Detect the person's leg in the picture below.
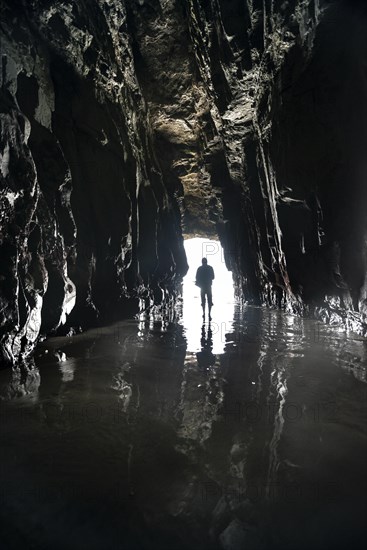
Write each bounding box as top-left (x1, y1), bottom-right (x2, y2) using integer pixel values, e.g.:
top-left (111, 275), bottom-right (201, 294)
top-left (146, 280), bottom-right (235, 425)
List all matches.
top-left (207, 288), bottom-right (212, 319)
top-left (207, 288), bottom-right (213, 308)
top-left (201, 288), bottom-right (206, 316)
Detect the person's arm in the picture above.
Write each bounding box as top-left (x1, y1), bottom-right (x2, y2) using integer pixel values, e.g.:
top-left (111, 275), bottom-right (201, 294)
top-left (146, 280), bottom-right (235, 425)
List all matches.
top-left (195, 267), bottom-right (201, 286)
top-left (211, 267), bottom-right (215, 280)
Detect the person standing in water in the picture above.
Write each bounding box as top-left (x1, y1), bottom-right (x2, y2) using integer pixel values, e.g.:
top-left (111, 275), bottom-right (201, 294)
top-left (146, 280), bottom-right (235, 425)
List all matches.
top-left (195, 258), bottom-right (215, 318)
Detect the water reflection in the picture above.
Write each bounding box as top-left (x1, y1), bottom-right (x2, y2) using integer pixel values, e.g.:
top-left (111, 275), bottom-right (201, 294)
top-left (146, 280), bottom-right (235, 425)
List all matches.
top-left (196, 323), bottom-right (216, 369)
top-left (0, 307), bottom-right (366, 549)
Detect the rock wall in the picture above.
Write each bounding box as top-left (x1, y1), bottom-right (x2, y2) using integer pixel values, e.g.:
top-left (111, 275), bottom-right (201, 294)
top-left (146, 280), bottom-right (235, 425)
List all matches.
top-left (0, 0), bottom-right (188, 367)
top-left (184, 0), bottom-right (367, 332)
top-left (1, 0), bottom-right (367, 366)
top-left (125, 0), bottom-right (367, 334)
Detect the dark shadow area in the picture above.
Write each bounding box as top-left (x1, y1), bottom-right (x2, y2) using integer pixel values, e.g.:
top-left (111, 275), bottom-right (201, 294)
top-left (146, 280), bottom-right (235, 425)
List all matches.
top-left (0, 308), bottom-right (366, 549)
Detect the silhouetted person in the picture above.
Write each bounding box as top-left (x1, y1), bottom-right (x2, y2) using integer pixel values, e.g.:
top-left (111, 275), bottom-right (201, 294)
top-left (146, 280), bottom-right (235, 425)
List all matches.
top-left (196, 258), bottom-right (215, 319)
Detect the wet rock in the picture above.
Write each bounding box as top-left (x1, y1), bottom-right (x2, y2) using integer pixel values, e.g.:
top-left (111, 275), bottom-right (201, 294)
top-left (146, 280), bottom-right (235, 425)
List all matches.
top-left (127, 0), bottom-right (367, 334)
top-left (0, 0), bottom-right (188, 366)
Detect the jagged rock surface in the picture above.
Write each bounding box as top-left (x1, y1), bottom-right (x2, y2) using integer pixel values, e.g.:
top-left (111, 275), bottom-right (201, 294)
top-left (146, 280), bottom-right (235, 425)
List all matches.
top-left (0, 0), bottom-right (188, 366)
top-left (126, 0), bottom-right (367, 333)
top-left (1, 0), bottom-right (366, 365)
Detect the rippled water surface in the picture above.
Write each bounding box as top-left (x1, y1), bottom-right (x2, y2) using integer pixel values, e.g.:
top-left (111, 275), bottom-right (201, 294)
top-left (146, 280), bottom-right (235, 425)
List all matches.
top-left (0, 305), bottom-right (366, 549)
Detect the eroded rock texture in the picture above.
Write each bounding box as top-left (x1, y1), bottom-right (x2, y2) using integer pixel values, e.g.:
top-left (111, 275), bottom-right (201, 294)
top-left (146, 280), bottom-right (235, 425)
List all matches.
top-left (1, 0), bottom-right (367, 365)
top-left (126, 0), bottom-right (367, 327)
top-left (0, 0), bottom-right (188, 366)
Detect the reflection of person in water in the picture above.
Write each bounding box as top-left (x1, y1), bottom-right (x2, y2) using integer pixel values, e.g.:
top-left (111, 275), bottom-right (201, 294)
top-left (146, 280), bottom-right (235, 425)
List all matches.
top-left (195, 258), bottom-right (215, 319)
top-left (196, 323), bottom-right (216, 369)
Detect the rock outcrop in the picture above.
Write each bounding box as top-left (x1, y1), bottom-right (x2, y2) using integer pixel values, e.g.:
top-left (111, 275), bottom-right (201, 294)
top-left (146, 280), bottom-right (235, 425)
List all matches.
top-left (1, 0), bottom-right (366, 366)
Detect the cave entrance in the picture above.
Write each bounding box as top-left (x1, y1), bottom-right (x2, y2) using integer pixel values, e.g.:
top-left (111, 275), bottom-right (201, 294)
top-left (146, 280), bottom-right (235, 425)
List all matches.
top-left (181, 237), bottom-right (235, 353)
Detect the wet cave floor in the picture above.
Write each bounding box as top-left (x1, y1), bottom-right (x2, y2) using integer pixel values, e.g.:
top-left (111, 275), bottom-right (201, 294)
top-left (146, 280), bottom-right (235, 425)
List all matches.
top-left (0, 305), bottom-right (366, 550)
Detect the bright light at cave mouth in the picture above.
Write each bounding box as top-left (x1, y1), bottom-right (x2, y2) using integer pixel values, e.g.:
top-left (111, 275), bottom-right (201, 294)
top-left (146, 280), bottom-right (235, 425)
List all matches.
top-left (180, 237), bottom-right (235, 354)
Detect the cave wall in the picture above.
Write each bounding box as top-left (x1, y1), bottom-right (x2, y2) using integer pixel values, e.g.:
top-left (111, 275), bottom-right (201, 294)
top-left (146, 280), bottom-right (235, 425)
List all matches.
top-left (0, 0), bottom-right (188, 367)
top-left (1, 0), bottom-right (367, 366)
top-left (125, 0), bottom-right (367, 331)
top-left (184, 0), bottom-right (367, 331)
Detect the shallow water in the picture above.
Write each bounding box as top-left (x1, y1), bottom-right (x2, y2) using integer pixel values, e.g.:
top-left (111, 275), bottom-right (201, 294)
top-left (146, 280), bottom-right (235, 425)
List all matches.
top-left (0, 305), bottom-right (366, 550)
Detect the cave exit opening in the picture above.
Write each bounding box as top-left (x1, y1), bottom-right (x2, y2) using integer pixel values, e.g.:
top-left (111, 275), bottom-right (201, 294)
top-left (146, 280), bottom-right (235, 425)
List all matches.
top-left (180, 237), bottom-right (235, 353)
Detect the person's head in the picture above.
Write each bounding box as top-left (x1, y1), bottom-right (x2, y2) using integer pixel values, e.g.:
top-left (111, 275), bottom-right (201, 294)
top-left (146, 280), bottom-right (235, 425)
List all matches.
top-left (202, 258), bottom-right (208, 265)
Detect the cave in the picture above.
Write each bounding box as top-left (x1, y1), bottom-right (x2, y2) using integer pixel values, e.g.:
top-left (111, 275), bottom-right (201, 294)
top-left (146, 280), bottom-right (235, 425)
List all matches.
top-left (0, 0), bottom-right (366, 548)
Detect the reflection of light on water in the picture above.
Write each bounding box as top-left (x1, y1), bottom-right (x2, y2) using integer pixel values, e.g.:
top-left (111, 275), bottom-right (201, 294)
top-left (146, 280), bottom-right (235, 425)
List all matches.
top-left (56, 352), bottom-right (75, 383)
top-left (59, 361), bottom-right (75, 383)
top-left (181, 238), bottom-right (235, 353)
